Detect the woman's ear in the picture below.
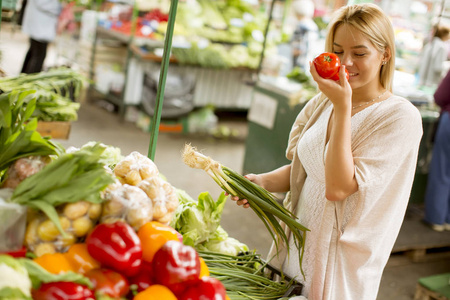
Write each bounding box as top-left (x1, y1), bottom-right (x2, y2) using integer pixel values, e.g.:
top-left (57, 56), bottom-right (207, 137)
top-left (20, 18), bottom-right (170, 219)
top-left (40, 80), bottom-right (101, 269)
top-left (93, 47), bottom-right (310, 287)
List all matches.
top-left (383, 47), bottom-right (392, 63)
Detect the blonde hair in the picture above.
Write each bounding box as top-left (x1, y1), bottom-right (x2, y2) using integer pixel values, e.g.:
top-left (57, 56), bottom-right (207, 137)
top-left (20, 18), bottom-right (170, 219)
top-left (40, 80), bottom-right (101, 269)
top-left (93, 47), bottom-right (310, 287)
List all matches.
top-left (324, 4), bottom-right (395, 91)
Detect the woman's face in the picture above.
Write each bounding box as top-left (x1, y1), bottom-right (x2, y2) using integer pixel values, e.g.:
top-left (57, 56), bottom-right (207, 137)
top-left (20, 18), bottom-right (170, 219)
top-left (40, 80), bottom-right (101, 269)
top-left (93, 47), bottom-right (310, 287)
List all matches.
top-left (332, 24), bottom-right (385, 91)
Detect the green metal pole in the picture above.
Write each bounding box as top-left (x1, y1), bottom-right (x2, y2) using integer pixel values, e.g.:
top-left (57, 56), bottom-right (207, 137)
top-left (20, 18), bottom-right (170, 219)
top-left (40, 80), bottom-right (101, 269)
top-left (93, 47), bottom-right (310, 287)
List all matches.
top-left (257, 0), bottom-right (276, 76)
top-left (0, 0), bottom-right (3, 31)
top-left (147, 0), bottom-right (179, 160)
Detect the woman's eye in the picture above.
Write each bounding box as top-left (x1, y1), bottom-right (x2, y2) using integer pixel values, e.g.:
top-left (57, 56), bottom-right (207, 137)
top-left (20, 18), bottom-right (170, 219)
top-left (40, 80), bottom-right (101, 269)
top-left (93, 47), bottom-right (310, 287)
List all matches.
top-left (354, 53), bottom-right (366, 57)
top-left (334, 51), bottom-right (343, 55)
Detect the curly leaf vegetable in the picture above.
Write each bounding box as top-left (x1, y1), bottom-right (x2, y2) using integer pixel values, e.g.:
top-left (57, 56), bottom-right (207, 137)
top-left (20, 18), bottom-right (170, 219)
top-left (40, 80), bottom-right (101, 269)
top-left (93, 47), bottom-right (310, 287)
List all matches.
top-left (182, 144), bottom-right (309, 278)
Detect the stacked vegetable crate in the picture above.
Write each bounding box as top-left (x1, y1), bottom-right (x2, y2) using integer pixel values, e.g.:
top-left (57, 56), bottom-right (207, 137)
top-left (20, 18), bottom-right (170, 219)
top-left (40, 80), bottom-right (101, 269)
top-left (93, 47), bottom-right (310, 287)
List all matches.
top-left (0, 68), bottom-right (86, 139)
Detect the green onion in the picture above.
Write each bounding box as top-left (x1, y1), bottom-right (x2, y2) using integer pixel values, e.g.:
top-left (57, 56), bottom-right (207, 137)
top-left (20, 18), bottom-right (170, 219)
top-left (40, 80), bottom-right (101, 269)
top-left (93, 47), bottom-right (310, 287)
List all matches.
top-left (182, 144), bottom-right (309, 278)
top-left (199, 250), bottom-right (301, 300)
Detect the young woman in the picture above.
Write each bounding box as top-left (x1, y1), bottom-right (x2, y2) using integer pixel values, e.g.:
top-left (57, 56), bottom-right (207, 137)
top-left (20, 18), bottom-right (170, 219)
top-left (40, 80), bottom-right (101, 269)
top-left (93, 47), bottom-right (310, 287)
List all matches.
top-left (232, 4), bottom-right (423, 299)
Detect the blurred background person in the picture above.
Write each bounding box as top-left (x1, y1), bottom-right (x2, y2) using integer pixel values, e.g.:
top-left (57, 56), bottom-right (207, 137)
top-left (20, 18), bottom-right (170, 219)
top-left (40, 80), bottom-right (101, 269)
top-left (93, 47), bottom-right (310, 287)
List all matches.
top-left (21, 0), bottom-right (62, 74)
top-left (291, 0), bottom-right (319, 71)
top-left (424, 69), bottom-right (450, 232)
top-left (417, 24), bottom-right (450, 87)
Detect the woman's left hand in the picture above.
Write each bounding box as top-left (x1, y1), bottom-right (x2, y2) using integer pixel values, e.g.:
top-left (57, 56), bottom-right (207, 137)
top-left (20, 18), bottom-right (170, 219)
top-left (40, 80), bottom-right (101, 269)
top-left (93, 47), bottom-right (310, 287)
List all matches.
top-left (309, 62), bottom-right (352, 111)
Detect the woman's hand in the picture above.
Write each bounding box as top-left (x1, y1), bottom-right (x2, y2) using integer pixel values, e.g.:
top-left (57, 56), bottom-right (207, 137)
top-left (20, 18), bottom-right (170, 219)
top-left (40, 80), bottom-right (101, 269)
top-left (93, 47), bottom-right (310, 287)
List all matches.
top-left (309, 62), bottom-right (352, 111)
top-left (228, 173), bottom-right (262, 209)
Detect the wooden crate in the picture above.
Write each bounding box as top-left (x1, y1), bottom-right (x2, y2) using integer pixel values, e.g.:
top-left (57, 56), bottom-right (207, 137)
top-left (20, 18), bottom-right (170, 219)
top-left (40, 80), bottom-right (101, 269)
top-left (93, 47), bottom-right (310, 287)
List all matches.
top-left (414, 273), bottom-right (450, 300)
top-left (414, 283), bottom-right (449, 300)
top-left (36, 122), bottom-right (71, 140)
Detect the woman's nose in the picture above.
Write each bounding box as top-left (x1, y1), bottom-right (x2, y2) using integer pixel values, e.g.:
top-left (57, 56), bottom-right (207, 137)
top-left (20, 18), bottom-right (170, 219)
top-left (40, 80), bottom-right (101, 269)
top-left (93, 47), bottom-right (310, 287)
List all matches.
top-left (341, 54), bottom-right (353, 66)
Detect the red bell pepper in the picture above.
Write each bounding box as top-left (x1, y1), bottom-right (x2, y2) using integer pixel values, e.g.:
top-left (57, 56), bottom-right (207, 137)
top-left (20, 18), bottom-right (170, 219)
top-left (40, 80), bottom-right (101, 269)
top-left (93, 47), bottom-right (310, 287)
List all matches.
top-left (31, 282), bottom-right (94, 300)
top-left (180, 276), bottom-right (227, 300)
top-left (86, 222), bottom-right (142, 277)
top-left (152, 240), bottom-right (201, 295)
top-left (85, 268), bottom-right (130, 298)
top-left (128, 260), bottom-right (155, 293)
top-left (0, 246), bottom-right (27, 258)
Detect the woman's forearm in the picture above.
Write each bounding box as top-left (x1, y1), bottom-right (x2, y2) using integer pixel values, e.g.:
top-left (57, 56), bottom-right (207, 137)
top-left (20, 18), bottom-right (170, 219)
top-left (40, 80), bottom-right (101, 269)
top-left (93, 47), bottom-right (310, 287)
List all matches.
top-left (325, 107), bottom-right (358, 201)
top-left (259, 164), bottom-right (291, 193)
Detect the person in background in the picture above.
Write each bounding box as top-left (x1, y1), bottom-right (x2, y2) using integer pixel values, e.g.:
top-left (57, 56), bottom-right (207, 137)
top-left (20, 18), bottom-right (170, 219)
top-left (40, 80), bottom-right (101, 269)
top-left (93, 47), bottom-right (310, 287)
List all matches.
top-left (231, 3), bottom-right (423, 299)
top-left (291, 0), bottom-right (319, 71)
top-left (417, 24), bottom-right (450, 87)
top-left (21, 0), bottom-right (62, 74)
top-left (424, 70), bottom-right (450, 232)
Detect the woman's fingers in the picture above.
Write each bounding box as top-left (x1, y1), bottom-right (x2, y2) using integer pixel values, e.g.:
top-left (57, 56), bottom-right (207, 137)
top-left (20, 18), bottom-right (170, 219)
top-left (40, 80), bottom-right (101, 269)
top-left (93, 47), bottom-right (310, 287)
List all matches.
top-left (229, 195), bottom-right (250, 208)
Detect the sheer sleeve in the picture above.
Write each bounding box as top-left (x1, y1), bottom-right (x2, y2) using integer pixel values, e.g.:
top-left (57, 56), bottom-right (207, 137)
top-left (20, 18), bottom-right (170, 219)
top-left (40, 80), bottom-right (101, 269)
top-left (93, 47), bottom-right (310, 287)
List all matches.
top-left (352, 100), bottom-right (423, 188)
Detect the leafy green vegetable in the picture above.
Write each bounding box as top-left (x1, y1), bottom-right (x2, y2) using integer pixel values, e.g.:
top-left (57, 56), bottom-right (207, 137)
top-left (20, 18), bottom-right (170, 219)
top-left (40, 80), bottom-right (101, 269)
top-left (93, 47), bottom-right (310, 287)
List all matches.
top-left (0, 255), bottom-right (32, 299)
top-left (0, 90), bottom-right (62, 175)
top-left (170, 191), bottom-right (227, 247)
top-left (0, 68), bottom-right (86, 122)
top-left (19, 258), bottom-right (92, 289)
top-left (0, 287), bottom-right (31, 300)
top-left (32, 90), bottom-right (80, 122)
top-left (197, 228), bottom-right (249, 256)
top-left (0, 254), bottom-right (93, 299)
top-left (74, 141), bottom-right (123, 169)
top-left (0, 68), bottom-right (87, 102)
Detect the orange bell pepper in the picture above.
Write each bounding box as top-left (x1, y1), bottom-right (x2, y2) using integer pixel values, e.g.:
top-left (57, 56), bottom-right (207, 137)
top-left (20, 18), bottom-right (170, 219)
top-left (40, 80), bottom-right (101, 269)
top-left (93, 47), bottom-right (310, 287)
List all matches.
top-left (137, 221), bottom-right (180, 263)
top-left (33, 252), bottom-right (75, 274)
top-left (226, 295), bottom-right (231, 300)
top-left (133, 284), bottom-right (177, 300)
top-left (199, 257), bottom-right (210, 278)
top-left (65, 243), bottom-right (100, 274)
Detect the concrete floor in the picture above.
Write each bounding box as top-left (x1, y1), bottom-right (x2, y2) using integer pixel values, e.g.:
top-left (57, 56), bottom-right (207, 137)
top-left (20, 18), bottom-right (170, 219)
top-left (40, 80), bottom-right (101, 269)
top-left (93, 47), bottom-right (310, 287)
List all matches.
top-left (1, 21), bottom-right (449, 300)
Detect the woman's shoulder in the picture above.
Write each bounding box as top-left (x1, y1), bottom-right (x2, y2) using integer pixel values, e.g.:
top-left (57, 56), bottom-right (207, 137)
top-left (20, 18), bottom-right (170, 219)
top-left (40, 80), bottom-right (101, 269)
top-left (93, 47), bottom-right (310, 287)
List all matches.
top-left (377, 95), bottom-right (423, 128)
top-left (383, 95), bottom-right (421, 115)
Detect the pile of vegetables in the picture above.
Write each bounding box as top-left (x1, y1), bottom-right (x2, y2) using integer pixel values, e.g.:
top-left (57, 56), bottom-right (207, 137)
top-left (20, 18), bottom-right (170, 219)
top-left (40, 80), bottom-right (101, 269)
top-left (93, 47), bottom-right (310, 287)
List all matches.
top-left (0, 87), bottom-right (304, 298)
top-left (182, 144), bottom-right (309, 277)
top-left (0, 68), bottom-right (86, 122)
top-left (157, 0), bottom-right (279, 70)
top-left (0, 220), bottom-right (230, 300)
top-left (11, 143), bottom-right (116, 241)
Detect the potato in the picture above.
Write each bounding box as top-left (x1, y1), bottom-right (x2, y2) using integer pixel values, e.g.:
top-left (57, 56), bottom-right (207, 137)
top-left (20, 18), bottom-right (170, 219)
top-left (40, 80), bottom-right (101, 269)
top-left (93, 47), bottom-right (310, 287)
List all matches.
top-left (25, 218), bottom-right (41, 246)
top-left (60, 233), bottom-right (77, 247)
top-left (63, 201), bottom-right (90, 220)
top-left (72, 218), bottom-right (93, 237)
top-left (34, 243), bottom-right (56, 257)
top-left (87, 203), bottom-right (102, 220)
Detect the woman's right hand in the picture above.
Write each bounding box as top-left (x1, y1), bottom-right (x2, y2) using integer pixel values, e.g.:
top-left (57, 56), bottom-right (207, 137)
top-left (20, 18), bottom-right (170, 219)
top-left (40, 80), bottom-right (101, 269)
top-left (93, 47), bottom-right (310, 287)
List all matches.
top-left (229, 173), bottom-right (263, 209)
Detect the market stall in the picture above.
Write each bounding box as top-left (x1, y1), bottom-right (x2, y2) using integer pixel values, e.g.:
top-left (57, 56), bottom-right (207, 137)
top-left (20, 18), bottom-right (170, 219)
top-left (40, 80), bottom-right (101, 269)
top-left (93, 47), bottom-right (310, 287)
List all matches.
top-left (0, 0), bottom-right (309, 298)
top-left (59, 0), bottom-right (294, 119)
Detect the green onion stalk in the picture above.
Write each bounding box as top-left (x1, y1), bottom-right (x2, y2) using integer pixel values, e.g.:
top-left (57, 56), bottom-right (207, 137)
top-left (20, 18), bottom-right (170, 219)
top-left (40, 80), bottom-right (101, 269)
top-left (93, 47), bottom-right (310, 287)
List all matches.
top-left (182, 144), bottom-right (309, 278)
top-left (198, 250), bottom-right (300, 300)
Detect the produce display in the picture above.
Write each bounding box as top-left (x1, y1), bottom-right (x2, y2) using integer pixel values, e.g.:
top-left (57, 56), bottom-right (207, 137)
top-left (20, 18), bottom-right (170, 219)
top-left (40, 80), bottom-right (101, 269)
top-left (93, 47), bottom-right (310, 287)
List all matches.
top-left (0, 90), bottom-right (302, 299)
top-left (100, 0), bottom-right (278, 70)
top-left (0, 68), bottom-right (85, 122)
